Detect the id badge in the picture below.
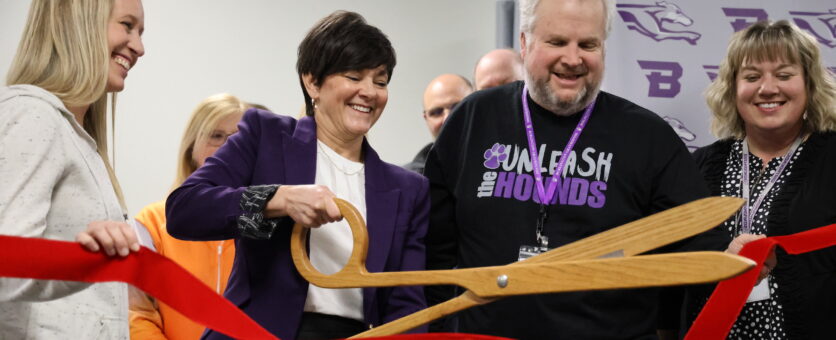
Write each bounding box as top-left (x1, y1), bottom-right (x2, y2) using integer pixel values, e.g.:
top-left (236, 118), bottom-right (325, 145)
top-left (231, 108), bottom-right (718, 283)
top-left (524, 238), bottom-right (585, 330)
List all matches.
top-left (746, 277), bottom-right (771, 303)
top-left (518, 245), bottom-right (547, 262)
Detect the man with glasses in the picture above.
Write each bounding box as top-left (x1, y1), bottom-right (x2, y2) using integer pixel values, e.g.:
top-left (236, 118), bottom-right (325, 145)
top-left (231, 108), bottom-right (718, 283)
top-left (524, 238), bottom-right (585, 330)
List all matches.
top-left (404, 74), bottom-right (473, 174)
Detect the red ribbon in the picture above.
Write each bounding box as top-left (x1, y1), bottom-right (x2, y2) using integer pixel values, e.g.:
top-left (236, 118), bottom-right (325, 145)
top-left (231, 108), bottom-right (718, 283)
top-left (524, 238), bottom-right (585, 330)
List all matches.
top-left (0, 235), bottom-right (511, 340)
top-left (685, 223), bottom-right (836, 340)
top-left (0, 235), bottom-right (277, 339)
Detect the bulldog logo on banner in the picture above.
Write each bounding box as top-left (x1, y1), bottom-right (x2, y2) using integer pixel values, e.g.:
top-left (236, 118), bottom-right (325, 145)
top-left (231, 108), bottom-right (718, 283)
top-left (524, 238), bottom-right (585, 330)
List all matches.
top-left (663, 116), bottom-right (698, 152)
top-left (790, 9), bottom-right (836, 48)
top-left (617, 1), bottom-right (701, 45)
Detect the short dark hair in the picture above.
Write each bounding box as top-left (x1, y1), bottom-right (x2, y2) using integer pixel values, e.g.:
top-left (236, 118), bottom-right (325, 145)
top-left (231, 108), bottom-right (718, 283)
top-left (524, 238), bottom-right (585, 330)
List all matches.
top-left (297, 11), bottom-right (397, 116)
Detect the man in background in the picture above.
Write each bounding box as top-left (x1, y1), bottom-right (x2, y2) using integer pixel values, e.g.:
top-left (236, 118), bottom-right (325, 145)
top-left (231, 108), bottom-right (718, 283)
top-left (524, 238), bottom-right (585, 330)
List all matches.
top-left (473, 49), bottom-right (524, 90)
top-left (404, 74), bottom-right (473, 173)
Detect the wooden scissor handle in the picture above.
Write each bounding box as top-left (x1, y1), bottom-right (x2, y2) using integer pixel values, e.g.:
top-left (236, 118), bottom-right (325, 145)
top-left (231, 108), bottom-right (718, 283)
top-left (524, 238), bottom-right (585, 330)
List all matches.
top-left (290, 198), bottom-right (478, 290)
top-left (290, 198), bottom-right (373, 285)
top-left (290, 198), bottom-right (485, 290)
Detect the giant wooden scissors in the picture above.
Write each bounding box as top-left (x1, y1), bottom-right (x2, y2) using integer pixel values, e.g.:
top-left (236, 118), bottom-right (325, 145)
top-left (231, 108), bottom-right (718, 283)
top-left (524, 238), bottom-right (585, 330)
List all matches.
top-left (290, 197), bottom-right (751, 338)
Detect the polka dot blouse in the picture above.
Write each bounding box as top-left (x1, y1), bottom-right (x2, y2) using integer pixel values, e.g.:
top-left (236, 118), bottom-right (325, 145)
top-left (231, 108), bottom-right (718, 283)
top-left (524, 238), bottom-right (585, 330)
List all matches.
top-left (720, 139), bottom-right (805, 340)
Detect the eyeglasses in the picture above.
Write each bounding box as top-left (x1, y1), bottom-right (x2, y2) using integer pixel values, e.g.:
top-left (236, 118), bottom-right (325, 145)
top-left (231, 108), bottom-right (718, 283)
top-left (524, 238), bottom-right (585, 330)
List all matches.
top-left (424, 101), bottom-right (460, 118)
top-left (206, 130), bottom-right (237, 147)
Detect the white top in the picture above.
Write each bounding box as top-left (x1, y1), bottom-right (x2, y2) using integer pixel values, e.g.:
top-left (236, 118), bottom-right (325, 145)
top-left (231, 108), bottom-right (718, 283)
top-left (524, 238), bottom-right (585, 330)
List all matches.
top-left (303, 140), bottom-right (365, 321)
top-left (0, 85), bottom-right (128, 339)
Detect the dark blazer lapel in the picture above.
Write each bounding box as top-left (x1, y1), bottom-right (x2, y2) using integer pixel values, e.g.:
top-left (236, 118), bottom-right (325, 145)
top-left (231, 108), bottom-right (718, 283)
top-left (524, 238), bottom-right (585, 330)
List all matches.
top-left (283, 116), bottom-right (317, 185)
top-left (362, 139), bottom-right (400, 272)
top-left (361, 140), bottom-right (400, 319)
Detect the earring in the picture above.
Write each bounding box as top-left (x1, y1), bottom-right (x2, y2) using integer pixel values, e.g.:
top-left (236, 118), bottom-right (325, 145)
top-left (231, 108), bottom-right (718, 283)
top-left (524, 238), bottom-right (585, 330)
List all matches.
top-left (803, 111), bottom-right (808, 120)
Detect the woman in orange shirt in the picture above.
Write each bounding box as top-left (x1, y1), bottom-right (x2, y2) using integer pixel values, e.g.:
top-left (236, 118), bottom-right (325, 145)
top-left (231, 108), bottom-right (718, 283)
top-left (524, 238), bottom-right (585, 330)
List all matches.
top-left (129, 93), bottom-right (256, 339)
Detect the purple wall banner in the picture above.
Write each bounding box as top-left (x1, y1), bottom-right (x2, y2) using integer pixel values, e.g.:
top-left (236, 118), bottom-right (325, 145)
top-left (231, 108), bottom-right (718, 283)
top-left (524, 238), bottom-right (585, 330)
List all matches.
top-left (603, 0), bottom-right (836, 150)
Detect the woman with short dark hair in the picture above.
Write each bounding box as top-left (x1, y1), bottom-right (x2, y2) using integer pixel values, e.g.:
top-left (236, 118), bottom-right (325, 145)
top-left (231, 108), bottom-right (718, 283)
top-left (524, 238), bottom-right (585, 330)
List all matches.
top-left (166, 11), bottom-right (428, 339)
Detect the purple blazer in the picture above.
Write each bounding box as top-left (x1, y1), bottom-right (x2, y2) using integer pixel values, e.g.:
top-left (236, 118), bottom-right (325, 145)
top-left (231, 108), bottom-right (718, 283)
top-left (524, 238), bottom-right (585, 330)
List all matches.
top-left (166, 109), bottom-right (429, 339)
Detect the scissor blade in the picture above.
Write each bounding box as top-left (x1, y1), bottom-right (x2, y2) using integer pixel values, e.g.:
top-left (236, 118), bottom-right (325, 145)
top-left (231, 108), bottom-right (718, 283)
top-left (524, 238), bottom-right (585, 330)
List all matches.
top-left (523, 196), bottom-right (744, 263)
top-left (349, 291), bottom-right (488, 338)
top-left (352, 251), bottom-right (753, 338)
top-left (470, 252), bottom-right (754, 298)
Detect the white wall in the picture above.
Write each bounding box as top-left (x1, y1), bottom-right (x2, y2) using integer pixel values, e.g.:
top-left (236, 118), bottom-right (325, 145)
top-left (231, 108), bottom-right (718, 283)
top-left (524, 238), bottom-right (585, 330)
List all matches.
top-left (0, 0), bottom-right (496, 214)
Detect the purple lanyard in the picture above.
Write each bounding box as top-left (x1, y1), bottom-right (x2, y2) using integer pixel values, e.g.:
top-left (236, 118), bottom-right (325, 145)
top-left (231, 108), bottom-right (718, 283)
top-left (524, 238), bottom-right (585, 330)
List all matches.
top-left (739, 136), bottom-right (802, 234)
top-left (521, 85), bottom-right (595, 247)
top-left (521, 84), bottom-right (596, 206)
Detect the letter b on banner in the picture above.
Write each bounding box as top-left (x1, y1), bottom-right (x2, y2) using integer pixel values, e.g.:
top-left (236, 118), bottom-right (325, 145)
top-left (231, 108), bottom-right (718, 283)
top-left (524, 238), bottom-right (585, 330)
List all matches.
top-left (638, 60), bottom-right (683, 98)
top-left (722, 8), bottom-right (769, 32)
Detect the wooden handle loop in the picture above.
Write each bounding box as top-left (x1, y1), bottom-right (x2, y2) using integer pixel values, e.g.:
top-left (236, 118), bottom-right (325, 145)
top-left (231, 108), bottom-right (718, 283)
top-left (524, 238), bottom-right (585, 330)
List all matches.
top-left (289, 198), bottom-right (512, 292)
top-left (290, 198), bottom-right (372, 286)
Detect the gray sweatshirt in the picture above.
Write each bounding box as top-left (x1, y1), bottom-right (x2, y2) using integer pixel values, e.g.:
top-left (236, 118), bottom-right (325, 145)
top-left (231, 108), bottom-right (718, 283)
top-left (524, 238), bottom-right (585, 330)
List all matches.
top-left (0, 85), bottom-right (128, 339)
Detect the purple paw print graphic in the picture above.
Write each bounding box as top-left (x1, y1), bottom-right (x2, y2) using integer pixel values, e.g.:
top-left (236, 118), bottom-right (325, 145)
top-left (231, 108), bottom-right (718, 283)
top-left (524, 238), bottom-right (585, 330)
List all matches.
top-left (483, 143), bottom-right (508, 169)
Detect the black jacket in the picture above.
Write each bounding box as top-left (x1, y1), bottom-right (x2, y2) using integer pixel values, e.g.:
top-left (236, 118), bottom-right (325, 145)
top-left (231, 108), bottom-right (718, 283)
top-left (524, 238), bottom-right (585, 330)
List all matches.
top-left (688, 131), bottom-right (836, 339)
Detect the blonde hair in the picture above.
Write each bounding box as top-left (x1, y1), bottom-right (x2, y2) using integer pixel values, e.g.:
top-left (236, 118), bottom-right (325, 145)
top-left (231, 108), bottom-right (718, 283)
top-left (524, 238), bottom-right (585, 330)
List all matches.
top-left (174, 93), bottom-right (249, 187)
top-left (5, 0), bottom-right (128, 208)
top-left (706, 20), bottom-right (836, 139)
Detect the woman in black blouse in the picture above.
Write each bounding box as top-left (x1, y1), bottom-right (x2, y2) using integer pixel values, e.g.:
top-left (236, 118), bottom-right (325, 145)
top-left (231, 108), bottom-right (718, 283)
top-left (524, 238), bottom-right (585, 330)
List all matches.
top-left (686, 20), bottom-right (836, 339)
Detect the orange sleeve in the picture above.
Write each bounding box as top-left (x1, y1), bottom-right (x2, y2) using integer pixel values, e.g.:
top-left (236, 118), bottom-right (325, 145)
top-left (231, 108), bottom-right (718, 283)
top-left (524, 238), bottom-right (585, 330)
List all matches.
top-left (130, 201), bottom-right (168, 339)
top-left (134, 201), bottom-right (166, 252)
top-left (129, 285), bottom-right (167, 340)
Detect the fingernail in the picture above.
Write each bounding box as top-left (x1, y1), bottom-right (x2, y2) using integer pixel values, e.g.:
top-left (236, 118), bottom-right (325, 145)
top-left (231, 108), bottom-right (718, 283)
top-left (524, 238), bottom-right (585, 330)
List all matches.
top-left (119, 248), bottom-right (129, 257)
top-left (106, 249), bottom-right (115, 256)
top-left (131, 243), bottom-right (140, 252)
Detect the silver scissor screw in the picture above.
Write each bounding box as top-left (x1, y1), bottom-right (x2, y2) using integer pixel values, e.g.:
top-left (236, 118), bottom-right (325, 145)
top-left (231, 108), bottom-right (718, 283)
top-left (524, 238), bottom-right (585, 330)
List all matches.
top-left (496, 274), bottom-right (509, 288)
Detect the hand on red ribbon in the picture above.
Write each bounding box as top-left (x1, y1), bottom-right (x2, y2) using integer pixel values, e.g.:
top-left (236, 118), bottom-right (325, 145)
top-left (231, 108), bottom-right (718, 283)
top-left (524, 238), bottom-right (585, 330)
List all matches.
top-left (726, 233), bottom-right (776, 283)
top-left (685, 223), bottom-right (836, 340)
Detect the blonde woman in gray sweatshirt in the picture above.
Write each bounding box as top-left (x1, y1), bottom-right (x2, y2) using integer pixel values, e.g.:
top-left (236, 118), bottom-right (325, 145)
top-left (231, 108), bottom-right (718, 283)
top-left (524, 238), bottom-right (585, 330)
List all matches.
top-left (0, 0), bottom-right (146, 338)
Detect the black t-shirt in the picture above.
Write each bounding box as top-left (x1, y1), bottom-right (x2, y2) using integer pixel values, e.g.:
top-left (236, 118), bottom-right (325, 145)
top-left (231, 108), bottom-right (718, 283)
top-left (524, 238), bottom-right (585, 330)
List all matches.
top-left (424, 81), bottom-right (727, 339)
